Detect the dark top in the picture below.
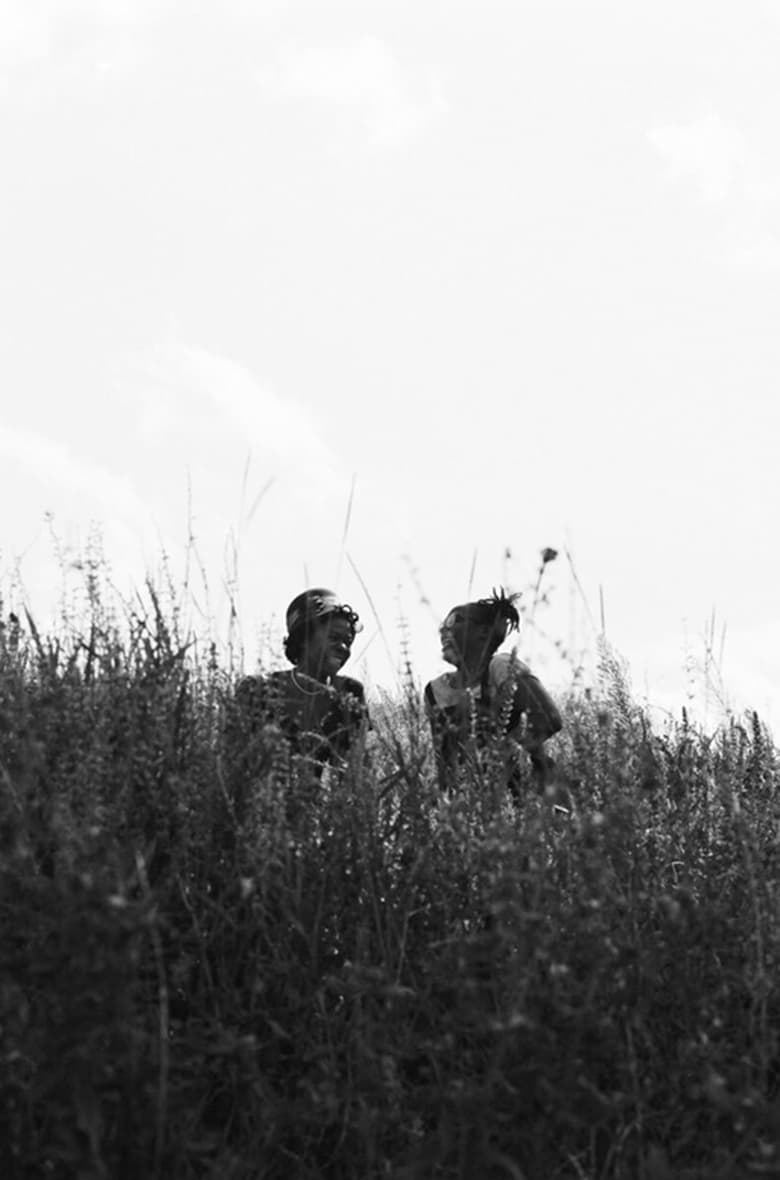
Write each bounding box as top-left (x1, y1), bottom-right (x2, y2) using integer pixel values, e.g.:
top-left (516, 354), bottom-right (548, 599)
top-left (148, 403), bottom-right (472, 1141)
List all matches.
top-left (231, 669), bottom-right (369, 772)
top-left (424, 652), bottom-right (562, 790)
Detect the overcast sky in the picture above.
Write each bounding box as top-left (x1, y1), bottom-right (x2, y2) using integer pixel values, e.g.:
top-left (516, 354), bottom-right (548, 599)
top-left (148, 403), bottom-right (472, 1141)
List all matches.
top-left (1, 0), bottom-right (779, 733)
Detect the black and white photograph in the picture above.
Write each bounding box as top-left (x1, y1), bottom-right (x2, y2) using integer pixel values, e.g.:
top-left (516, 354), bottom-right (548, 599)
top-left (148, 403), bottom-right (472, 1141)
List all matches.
top-left (2, 3), bottom-right (779, 1177)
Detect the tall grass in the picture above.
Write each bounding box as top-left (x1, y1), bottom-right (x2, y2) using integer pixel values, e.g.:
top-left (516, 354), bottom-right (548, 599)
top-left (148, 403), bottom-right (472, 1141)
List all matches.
top-left (1, 572), bottom-right (779, 1180)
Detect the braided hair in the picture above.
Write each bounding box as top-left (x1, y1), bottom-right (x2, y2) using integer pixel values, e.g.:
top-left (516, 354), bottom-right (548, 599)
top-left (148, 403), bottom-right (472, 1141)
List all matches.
top-left (283, 588), bottom-right (361, 664)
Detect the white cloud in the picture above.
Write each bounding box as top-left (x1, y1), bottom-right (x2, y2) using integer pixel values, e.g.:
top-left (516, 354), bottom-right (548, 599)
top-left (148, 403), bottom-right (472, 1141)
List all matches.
top-left (0, 3), bottom-right (53, 72)
top-left (127, 339), bottom-right (348, 515)
top-left (0, 422), bottom-right (164, 607)
top-left (144, 341), bottom-right (336, 463)
top-left (256, 37), bottom-right (448, 147)
top-left (731, 235), bottom-right (780, 272)
top-left (0, 0), bottom-right (160, 86)
top-left (648, 104), bottom-right (780, 270)
top-left (648, 106), bottom-right (747, 203)
top-left (0, 422), bottom-right (150, 524)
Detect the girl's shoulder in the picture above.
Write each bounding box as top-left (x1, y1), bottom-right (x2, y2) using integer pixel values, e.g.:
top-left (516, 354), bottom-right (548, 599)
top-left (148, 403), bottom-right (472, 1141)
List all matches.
top-left (425, 673), bottom-right (461, 711)
top-left (332, 674), bottom-right (365, 701)
top-left (234, 670), bottom-right (290, 708)
top-left (488, 651), bottom-right (532, 688)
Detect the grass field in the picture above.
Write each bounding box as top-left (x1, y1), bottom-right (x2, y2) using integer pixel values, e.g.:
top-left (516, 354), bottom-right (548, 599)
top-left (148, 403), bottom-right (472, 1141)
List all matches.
top-left (1, 574), bottom-right (779, 1180)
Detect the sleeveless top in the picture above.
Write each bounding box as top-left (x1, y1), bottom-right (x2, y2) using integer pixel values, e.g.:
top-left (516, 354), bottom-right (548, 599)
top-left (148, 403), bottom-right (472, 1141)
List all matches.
top-left (424, 652), bottom-right (562, 776)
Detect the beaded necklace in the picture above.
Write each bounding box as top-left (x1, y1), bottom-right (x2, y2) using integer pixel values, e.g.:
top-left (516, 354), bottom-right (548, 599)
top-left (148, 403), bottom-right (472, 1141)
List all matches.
top-left (290, 668), bottom-right (331, 697)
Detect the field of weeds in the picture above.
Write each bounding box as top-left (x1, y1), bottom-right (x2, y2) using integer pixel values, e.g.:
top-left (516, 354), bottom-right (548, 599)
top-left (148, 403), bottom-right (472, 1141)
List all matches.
top-left (2, 580), bottom-right (780, 1180)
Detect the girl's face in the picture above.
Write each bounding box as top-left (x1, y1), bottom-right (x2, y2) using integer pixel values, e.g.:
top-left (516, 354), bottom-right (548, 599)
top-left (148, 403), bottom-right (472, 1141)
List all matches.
top-left (300, 613), bottom-right (355, 679)
top-left (440, 610), bottom-right (495, 670)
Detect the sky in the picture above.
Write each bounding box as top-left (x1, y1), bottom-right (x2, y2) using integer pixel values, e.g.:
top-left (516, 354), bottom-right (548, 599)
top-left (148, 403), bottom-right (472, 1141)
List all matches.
top-left (1, 0), bottom-right (779, 734)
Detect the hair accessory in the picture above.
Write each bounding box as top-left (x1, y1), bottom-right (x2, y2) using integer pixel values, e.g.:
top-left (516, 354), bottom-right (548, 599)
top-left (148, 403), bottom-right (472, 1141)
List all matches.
top-left (285, 588), bottom-right (362, 637)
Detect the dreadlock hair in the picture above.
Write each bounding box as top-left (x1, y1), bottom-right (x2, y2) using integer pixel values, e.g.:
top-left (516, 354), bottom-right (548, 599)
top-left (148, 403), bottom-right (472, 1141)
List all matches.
top-left (475, 587), bottom-right (521, 631)
top-left (474, 587), bottom-right (520, 656)
top-left (444, 587), bottom-right (521, 660)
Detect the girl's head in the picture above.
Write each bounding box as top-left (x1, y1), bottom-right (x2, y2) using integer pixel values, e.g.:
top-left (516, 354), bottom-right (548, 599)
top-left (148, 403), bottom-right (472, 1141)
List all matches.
top-left (283, 588), bottom-right (362, 678)
top-left (439, 587), bottom-right (520, 671)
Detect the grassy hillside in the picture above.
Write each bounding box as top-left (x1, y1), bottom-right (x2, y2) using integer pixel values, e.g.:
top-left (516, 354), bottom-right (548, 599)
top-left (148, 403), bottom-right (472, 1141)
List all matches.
top-left (1, 589), bottom-right (779, 1179)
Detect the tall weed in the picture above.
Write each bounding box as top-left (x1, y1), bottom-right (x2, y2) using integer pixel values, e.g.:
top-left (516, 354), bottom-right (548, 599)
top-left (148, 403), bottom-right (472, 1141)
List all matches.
top-left (1, 586), bottom-right (779, 1179)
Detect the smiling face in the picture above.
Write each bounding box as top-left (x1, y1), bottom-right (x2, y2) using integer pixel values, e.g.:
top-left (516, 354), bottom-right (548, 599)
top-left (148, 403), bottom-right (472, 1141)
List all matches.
top-left (298, 613), bottom-right (356, 680)
top-left (439, 610), bottom-right (496, 671)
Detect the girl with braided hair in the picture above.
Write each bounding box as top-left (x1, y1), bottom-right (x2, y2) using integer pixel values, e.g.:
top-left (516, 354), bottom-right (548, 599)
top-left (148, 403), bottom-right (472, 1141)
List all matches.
top-left (424, 588), bottom-right (562, 796)
top-left (230, 589), bottom-right (369, 780)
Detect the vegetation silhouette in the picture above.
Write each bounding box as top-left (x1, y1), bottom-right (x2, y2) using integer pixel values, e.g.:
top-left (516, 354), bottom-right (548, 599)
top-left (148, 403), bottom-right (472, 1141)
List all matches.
top-left (1, 546), bottom-right (778, 1180)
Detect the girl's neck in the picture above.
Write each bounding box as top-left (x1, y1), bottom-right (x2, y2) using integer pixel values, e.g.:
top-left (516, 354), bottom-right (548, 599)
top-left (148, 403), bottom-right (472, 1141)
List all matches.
top-left (452, 660), bottom-right (488, 689)
top-left (295, 661), bottom-right (331, 686)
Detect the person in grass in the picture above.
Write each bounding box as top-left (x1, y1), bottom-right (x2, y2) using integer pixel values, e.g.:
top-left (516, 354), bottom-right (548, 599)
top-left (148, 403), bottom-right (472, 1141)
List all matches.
top-left (424, 588), bottom-right (562, 796)
top-left (232, 588), bottom-right (369, 777)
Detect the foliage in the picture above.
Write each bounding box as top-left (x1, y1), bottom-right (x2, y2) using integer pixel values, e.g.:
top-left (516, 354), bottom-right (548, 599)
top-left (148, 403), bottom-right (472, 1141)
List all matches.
top-left (1, 587), bottom-right (780, 1180)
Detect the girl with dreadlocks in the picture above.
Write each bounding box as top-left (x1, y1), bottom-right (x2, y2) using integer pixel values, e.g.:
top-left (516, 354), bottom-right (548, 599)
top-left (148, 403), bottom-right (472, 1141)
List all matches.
top-left (424, 588), bottom-right (562, 796)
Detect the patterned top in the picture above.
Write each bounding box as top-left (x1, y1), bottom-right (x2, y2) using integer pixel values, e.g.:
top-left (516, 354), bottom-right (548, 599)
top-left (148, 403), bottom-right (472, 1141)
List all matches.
top-left (231, 669), bottom-right (369, 771)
